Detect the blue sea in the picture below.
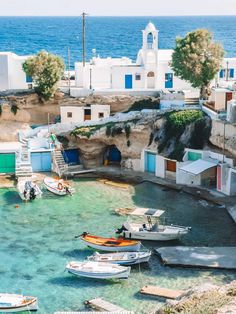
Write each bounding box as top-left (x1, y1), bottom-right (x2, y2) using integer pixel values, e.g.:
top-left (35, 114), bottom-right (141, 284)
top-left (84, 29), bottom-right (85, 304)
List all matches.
top-left (0, 179), bottom-right (236, 313)
top-left (0, 16), bottom-right (236, 68)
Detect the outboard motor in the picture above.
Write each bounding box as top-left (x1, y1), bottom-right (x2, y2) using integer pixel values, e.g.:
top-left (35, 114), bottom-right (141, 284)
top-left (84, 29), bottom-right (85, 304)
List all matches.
top-left (116, 224), bottom-right (128, 234)
top-left (29, 187), bottom-right (36, 200)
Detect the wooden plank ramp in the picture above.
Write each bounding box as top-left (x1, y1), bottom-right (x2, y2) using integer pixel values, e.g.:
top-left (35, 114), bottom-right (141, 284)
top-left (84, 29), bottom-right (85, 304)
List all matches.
top-left (156, 246), bottom-right (236, 270)
top-left (85, 298), bottom-right (134, 313)
top-left (140, 285), bottom-right (184, 299)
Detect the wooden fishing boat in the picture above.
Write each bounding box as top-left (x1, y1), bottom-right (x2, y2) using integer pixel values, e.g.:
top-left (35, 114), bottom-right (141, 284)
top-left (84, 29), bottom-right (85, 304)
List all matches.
top-left (17, 180), bottom-right (42, 201)
top-left (0, 293), bottom-right (38, 312)
top-left (44, 177), bottom-right (74, 196)
top-left (80, 232), bottom-right (141, 252)
top-left (66, 261), bottom-right (131, 279)
top-left (116, 207), bottom-right (191, 241)
top-left (88, 251), bottom-right (151, 265)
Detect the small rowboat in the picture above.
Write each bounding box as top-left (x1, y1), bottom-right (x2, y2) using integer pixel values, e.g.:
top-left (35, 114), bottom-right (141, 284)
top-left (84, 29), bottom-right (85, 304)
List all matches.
top-left (17, 180), bottom-right (42, 201)
top-left (88, 251), bottom-right (152, 265)
top-left (80, 232), bottom-right (141, 252)
top-left (0, 293), bottom-right (38, 312)
top-left (44, 177), bottom-right (74, 196)
top-left (66, 261), bottom-right (131, 279)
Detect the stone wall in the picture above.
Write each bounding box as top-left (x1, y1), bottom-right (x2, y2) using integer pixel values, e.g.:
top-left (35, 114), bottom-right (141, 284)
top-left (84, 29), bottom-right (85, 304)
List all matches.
top-left (210, 119), bottom-right (236, 158)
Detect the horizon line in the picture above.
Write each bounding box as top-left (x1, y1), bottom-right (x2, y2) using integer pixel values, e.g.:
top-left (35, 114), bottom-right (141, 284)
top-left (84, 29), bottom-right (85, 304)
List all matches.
top-left (0, 14), bottom-right (236, 17)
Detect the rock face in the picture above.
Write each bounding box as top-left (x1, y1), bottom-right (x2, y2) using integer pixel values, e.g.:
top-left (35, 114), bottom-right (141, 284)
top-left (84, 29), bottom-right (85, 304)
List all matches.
top-left (210, 119), bottom-right (236, 158)
top-left (65, 121), bottom-right (152, 169)
top-left (157, 280), bottom-right (236, 314)
top-left (61, 94), bottom-right (158, 114)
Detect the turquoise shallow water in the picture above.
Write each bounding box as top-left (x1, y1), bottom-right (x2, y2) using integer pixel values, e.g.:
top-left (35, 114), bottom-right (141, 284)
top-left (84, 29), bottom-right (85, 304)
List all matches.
top-left (0, 179), bottom-right (236, 314)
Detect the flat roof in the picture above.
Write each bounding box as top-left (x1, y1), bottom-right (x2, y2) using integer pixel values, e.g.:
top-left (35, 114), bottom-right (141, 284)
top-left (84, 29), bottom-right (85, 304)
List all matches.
top-left (131, 207), bottom-right (165, 217)
top-left (0, 142), bottom-right (21, 152)
top-left (179, 159), bottom-right (218, 175)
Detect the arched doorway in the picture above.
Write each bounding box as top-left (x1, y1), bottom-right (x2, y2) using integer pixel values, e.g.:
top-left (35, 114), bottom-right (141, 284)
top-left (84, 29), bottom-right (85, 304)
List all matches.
top-left (104, 145), bottom-right (121, 166)
top-left (147, 71), bottom-right (155, 89)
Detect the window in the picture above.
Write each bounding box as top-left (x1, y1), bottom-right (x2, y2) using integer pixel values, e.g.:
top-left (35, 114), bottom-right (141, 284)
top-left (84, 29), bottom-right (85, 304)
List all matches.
top-left (67, 112), bottom-right (72, 118)
top-left (26, 75), bottom-right (33, 83)
top-left (135, 74), bottom-right (141, 81)
top-left (219, 69), bottom-right (225, 78)
top-left (229, 68), bottom-right (235, 78)
top-left (99, 112), bottom-right (104, 118)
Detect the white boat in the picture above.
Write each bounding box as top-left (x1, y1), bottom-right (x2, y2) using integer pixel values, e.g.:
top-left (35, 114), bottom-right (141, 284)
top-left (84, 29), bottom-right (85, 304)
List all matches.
top-left (0, 293), bottom-right (38, 312)
top-left (66, 261), bottom-right (131, 279)
top-left (88, 251), bottom-right (152, 265)
top-left (17, 180), bottom-right (42, 201)
top-left (44, 177), bottom-right (74, 196)
top-left (116, 207), bottom-right (191, 241)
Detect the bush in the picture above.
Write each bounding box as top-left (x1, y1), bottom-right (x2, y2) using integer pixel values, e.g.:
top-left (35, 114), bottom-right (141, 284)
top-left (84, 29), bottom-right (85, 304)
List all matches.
top-left (126, 98), bottom-right (160, 112)
top-left (111, 126), bottom-right (123, 137)
top-left (124, 124), bottom-right (131, 138)
top-left (165, 110), bottom-right (204, 133)
top-left (10, 104), bottom-right (19, 115)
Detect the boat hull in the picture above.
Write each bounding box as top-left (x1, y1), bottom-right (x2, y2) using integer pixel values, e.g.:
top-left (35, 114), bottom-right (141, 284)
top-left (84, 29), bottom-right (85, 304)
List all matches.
top-left (88, 251), bottom-right (151, 265)
top-left (82, 239), bottom-right (141, 252)
top-left (0, 294), bottom-right (38, 313)
top-left (122, 227), bottom-right (189, 241)
top-left (67, 267), bottom-right (130, 279)
top-left (44, 178), bottom-right (74, 196)
top-left (66, 261), bottom-right (131, 279)
top-left (17, 181), bottom-right (42, 201)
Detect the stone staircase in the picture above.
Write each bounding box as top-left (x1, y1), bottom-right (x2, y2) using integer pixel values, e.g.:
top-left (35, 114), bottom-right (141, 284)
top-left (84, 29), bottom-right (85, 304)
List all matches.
top-left (15, 139), bottom-right (33, 178)
top-left (185, 97), bottom-right (200, 106)
top-left (52, 149), bottom-right (68, 178)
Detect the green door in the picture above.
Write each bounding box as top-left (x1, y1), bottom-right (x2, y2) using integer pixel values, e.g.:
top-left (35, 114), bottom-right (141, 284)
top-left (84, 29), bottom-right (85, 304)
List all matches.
top-left (0, 153), bottom-right (16, 173)
top-left (188, 151), bottom-right (202, 161)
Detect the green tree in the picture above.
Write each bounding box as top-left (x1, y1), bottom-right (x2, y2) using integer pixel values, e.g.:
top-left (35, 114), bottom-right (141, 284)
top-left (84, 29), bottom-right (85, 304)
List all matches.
top-left (171, 29), bottom-right (224, 99)
top-left (23, 51), bottom-right (65, 100)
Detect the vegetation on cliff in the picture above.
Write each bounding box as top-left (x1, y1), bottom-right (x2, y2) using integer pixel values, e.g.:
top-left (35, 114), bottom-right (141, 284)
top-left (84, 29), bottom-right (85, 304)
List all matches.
top-left (157, 110), bottom-right (211, 160)
top-left (126, 98), bottom-right (160, 112)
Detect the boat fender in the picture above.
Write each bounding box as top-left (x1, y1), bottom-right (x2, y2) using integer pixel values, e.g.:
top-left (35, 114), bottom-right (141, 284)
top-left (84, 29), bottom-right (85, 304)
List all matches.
top-left (58, 183), bottom-right (63, 190)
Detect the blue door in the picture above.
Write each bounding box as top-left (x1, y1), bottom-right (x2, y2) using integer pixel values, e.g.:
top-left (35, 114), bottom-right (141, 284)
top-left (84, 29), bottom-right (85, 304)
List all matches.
top-left (63, 149), bottom-right (80, 165)
top-left (145, 152), bottom-right (156, 173)
top-left (125, 75), bottom-right (133, 89)
top-left (165, 73), bottom-right (173, 88)
top-left (109, 146), bottom-right (121, 163)
top-left (31, 152), bottom-right (52, 172)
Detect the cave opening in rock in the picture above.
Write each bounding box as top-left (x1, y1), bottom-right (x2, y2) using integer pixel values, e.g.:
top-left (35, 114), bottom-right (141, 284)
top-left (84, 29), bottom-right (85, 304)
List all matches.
top-left (104, 145), bottom-right (122, 166)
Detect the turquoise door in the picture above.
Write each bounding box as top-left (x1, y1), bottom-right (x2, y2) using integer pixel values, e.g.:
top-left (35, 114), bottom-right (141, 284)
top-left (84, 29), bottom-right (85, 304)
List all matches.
top-left (165, 73), bottom-right (173, 88)
top-left (31, 152), bottom-right (52, 172)
top-left (145, 152), bottom-right (156, 173)
top-left (125, 75), bottom-right (133, 89)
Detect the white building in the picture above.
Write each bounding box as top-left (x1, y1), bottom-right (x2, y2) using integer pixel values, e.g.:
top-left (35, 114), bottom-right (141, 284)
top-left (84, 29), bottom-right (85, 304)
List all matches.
top-left (0, 52), bottom-right (32, 91)
top-left (72, 22), bottom-right (236, 96)
top-left (60, 104), bottom-right (110, 124)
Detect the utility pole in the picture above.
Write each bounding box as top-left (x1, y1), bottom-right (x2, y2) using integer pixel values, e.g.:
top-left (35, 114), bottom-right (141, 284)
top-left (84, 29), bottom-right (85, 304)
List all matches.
top-left (82, 12), bottom-right (88, 67)
top-left (67, 47), bottom-right (71, 94)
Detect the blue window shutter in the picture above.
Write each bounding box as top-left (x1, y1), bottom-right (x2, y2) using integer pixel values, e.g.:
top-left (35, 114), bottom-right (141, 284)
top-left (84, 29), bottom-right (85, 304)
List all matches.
top-left (230, 69), bottom-right (234, 78)
top-left (219, 70), bottom-right (224, 78)
top-left (26, 75), bottom-right (33, 83)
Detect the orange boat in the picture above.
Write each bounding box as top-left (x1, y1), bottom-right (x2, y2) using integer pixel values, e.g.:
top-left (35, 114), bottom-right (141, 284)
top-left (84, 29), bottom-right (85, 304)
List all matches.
top-left (80, 232), bottom-right (141, 252)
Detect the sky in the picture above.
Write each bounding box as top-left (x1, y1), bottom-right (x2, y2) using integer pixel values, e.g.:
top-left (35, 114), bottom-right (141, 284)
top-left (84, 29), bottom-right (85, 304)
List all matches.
top-left (0, 0), bottom-right (236, 16)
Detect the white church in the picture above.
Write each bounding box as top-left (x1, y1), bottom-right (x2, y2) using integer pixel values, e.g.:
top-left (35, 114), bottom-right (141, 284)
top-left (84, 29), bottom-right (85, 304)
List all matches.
top-left (71, 22), bottom-right (236, 97)
top-left (0, 22), bottom-right (236, 95)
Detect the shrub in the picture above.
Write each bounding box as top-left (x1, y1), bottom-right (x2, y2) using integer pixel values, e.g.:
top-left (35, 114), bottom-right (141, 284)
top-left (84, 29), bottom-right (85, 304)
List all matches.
top-left (126, 98), bottom-right (160, 112)
top-left (124, 124), bottom-right (131, 138)
top-left (111, 126), bottom-right (123, 137)
top-left (10, 104), bottom-right (19, 115)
